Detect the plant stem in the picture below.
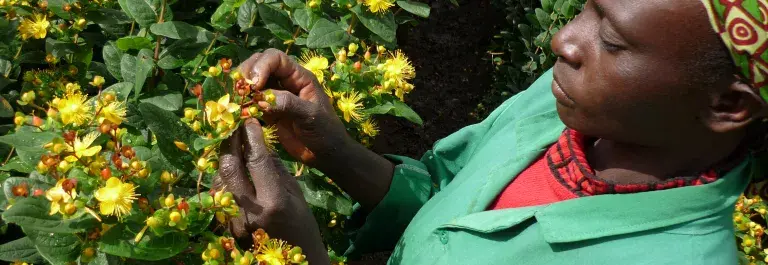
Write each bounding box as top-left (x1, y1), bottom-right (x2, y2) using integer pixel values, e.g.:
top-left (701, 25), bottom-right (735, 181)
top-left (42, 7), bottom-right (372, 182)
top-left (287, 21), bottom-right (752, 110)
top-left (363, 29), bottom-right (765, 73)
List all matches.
top-left (347, 14), bottom-right (357, 34)
top-left (196, 171), bottom-right (203, 203)
top-left (154, 0), bottom-right (167, 61)
top-left (12, 43), bottom-right (23, 62)
top-left (2, 147), bottom-right (14, 166)
top-left (191, 33), bottom-right (220, 75)
top-left (284, 26), bottom-right (302, 54)
top-left (129, 21), bottom-right (135, 36)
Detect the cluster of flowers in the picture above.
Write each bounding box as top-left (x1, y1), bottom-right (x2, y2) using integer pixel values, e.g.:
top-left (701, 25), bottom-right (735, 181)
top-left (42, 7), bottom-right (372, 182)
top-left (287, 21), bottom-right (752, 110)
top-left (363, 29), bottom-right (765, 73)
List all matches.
top-left (299, 43), bottom-right (415, 146)
top-left (202, 229), bottom-right (307, 265)
top-left (735, 194), bottom-right (768, 265)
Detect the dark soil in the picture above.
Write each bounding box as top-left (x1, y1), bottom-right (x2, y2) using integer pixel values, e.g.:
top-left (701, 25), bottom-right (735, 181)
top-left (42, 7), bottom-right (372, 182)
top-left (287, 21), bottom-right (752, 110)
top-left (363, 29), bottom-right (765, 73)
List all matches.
top-left (358, 1), bottom-right (504, 264)
top-left (371, 0), bottom-right (505, 159)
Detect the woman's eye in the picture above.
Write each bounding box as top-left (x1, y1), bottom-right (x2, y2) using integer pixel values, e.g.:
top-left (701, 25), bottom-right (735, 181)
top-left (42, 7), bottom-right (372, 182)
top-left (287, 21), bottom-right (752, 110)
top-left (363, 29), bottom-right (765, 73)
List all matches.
top-left (600, 39), bottom-right (622, 52)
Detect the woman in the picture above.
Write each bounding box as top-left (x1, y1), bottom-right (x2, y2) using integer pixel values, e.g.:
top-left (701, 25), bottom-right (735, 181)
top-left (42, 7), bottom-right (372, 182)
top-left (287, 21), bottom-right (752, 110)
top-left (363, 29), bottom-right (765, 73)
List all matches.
top-left (217, 0), bottom-right (768, 264)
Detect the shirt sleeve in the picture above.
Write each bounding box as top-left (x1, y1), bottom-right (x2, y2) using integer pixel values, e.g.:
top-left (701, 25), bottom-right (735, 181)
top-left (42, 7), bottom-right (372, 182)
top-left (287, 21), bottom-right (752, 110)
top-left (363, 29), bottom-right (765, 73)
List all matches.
top-left (344, 94), bottom-right (521, 257)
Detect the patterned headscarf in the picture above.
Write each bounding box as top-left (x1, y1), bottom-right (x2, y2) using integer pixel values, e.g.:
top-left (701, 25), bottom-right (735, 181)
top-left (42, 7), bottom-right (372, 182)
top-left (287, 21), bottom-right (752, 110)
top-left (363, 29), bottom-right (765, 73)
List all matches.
top-left (701, 0), bottom-right (768, 102)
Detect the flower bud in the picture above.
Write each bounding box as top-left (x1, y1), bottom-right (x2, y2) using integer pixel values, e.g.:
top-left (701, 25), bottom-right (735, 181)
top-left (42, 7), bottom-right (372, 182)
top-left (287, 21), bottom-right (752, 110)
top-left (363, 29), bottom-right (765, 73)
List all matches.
top-left (164, 194), bottom-right (175, 208)
top-left (364, 50), bottom-right (372, 61)
top-left (99, 122), bottom-right (112, 134)
top-left (64, 202), bottom-right (77, 215)
top-left (57, 160), bottom-right (72, 173)
top-left (208, 66), bottom-right (221, 77)
top-left (130, 160), bottom-right (142, 171)
top-left (45, 53), bottom-right (57, 64)
top-left (37, 161), bottom-right (49, 173)
top-left (161, 171), bottom-right (174, 183)
top-left (348, 43), bottom-right (359, 54)
top-left (146, 216), bottom-right (161, 228)
top-left (183, 108), bottom-right (197, 120)
top-left (197, 157), bottom-right (209, 171)
top-left (308, 0), bottom-right (319, 8)
top-left (337, 49), bottom-right (347, 63)
top-left (63, 3), bottom-right (71, 11)
top-left (90, 75), bottom-right (105, 87)
top-left (208, 248), bottom-right (220, 259)
top-left (191, 121), bottom-right (202, 132)
top-left (82, 247), bottom-right (95, 258)
top-left (21, 91), bottom-right (35, 103)
top-left (75, 18), bottom-right (87, 29)
top-left (377, 45), bottom-right (386, 54)
top-left (13, 116), bottom-right (24, 126)
top-left (174, 141), bottom-right (189, 152)
top-left (138, 168), bottom-right (149, 178)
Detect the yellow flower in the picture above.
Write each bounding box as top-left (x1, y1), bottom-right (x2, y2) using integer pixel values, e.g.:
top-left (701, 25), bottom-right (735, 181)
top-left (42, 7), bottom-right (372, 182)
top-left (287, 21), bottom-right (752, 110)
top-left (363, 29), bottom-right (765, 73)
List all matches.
top-left (299, 51), bottom-right (328, 82)
top-left (262, 125), bottom-right (278, 151)
top-left (45, 178), bottom-right (77, 216)
top-left (382, 50), bottom-right (415, 84)
top-left (256, 239), bottom-right (288, 265)
top-left (205, 94), bottom-right (240, 126)
top-left (360, 119), bottom-right (379, 137)
top-left (337, 91), bottom-right (364, 122)
top-left (98, 101), bottom-right (126, 125)
top-left (363, 0), bottom-right (394, 14)
top-left (94, 177), bottom-right (139, 218)
top-left (56, 86), bottom-right (91, 126)
top-left (64, 132), bottom-right (102, 162)
top-left (17, 13), bottom-right (49, 40)
top-left (395, 82), bottom-right (415, 101)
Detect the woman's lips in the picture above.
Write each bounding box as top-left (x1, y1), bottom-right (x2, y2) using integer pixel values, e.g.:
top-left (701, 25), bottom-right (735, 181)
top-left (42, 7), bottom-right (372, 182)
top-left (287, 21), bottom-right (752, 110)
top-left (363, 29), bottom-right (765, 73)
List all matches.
top-left (551, 76), bottom-right (576, 107)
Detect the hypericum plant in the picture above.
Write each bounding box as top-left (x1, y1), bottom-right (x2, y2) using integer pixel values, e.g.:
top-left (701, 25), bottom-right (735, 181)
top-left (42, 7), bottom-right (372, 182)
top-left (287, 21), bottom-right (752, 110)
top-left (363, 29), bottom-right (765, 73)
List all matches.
top-left (0, 0), bottom-right (429, 264)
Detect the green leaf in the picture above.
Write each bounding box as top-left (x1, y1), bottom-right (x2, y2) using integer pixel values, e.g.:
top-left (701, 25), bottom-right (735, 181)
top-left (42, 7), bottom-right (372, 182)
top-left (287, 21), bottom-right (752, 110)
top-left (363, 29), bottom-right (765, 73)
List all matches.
top-left (120, 54), bottom-right (138, 85)
top-left (391, 100), bottom-right (423, 125)
top-left (103, 82), bottom-right (134, 101)
top-left (542, 0), bottom-right (553, 12)
top-left (211, 3), bottom-right (237, 30)
top-left (0, 131), bottom-right (58, 166)
top-left (237, 0), bottom-right (258, 30)
top-left (258, 3), bottom-right (294, 40)
top-left (46, 38), bottom-right (77, 58)
top-left (103, 41), bottom-right (125, 81)
top-left (16, 51), bottom-right (46, 64)
top-left (366, 101), bottom-right (422, 125)
top-left (307, 18), bottom-right (349, 48)
top-left (351, 5), bottom-right (397, 42)
top-left (283, 0), bottom-right (304, 9)
top-left (118, 0), bottom-right (173, 27)
top-left (0, 96), bottom-right (13, 118)
top-left (138, 103), bottom-right (196, 172)
top-left (116, 36), bottom-right (154, 51)
top-left (202, 77), bottom-right (226, 103)
top-left (134, 49), bottom-right (155, 99)
top-left (139, 91), bottom-right (183, 111)
top-left (99, 224), bottom-right (189, 261)
top-left (158, 40), bottom-right (209, 70)
top-left (48, 0), bottom-right (72, 19)
top-left (27, 229), bottom-right (81, 264)
top-left (0, 157), bottom-right (33, 173)
top-left (87, 8), bottom-right (133, 25)
top-left (396, 1), bottom-right (430, 18)
top-left (0, 237), bottom-right (45, 263)
top-left (293, 8), bottom-right (317, 31)
top-left (150, 21), bottom-right (207, 40)
top-left (2, 197), bottom-right (98, 233)
top-left (535, 8), bottom-right (551, 28)
top-left (297, 173), bottom-right (353, 215)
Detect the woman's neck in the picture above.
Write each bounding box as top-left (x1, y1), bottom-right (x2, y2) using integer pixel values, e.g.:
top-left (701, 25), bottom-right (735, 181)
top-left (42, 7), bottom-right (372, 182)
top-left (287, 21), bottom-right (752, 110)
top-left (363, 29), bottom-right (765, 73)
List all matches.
top-left (585, 132), bottom-right (745, 184)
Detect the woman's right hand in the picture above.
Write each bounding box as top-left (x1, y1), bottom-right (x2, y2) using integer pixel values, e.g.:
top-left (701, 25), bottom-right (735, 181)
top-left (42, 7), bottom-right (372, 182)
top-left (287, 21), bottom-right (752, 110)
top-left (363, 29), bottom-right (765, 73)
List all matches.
top-left (238, 48), bottom-right (352, 167)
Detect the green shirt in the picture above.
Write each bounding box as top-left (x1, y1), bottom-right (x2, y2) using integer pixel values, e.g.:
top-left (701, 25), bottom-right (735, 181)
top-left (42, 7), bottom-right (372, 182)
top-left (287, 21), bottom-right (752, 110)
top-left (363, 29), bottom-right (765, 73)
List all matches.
top-left (346, 69), bottom-right (753, 265)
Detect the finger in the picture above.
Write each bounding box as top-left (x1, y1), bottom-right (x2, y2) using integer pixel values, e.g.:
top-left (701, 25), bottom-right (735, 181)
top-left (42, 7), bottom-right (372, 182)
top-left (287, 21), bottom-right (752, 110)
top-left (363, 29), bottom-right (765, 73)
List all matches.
top-left (274, 121), bottom-right (316, 164)
top-left (240, 119), bottom-right (295, 195)
top-left (214, 128), bottom-right (256, 201)
top-left (240, 49), bottom-right (318, 95)
top-left (259, 90), bottom-right (316, 121)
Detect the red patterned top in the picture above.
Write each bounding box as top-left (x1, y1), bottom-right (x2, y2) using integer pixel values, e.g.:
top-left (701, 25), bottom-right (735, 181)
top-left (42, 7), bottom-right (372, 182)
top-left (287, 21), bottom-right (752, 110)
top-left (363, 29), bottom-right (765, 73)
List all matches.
top-left (488, 129), bottom-right (720, 210)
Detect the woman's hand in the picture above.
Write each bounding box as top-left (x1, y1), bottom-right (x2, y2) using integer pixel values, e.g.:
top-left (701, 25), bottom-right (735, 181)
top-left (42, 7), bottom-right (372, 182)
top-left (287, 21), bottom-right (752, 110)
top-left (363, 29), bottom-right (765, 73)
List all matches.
top-left (239, 49), bottom-right (396, 210)
top-left (239, 48), bottom-right (351, 166)
top-left (214, 118), bottom-right (330, 265)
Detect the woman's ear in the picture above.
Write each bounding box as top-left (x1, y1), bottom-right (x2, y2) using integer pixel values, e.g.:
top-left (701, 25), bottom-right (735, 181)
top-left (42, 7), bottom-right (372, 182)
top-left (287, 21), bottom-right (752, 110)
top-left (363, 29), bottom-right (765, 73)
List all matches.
top-left (704, 78), bottom-right (766, 133)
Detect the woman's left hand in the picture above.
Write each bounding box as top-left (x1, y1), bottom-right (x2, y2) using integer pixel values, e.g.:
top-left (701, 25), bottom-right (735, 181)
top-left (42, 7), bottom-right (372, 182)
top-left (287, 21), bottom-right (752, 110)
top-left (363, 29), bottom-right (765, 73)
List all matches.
top-left (214, 118), bottom-right (330, 265)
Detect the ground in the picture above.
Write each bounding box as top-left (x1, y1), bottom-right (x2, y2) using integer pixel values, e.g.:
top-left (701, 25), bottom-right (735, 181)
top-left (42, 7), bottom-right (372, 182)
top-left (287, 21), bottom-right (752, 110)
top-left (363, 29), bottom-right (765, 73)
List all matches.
top-left (371, 0), bottom-right (504, 159)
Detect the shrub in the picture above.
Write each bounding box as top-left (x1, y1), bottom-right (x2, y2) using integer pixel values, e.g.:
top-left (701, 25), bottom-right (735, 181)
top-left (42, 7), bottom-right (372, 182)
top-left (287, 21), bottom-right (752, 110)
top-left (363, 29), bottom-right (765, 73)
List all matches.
top-left (0, 0), bottom-right (430, 264)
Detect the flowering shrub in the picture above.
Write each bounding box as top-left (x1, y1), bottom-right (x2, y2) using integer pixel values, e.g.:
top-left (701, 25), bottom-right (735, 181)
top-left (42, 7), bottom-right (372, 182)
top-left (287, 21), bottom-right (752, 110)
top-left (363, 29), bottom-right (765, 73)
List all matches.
top-left (0, 0), bottom-right (430, 264)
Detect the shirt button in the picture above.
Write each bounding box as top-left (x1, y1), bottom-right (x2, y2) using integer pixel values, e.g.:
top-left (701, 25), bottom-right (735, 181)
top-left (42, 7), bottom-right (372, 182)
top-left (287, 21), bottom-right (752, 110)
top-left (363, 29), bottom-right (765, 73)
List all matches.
top-left (438, 231), bottom-right (449, 244)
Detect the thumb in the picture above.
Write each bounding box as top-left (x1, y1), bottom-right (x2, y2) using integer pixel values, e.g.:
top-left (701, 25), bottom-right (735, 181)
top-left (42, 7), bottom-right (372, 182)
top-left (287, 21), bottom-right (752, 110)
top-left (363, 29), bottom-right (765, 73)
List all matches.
top-left (258, 90), bottom-right (315, 122)
top-left (240, 119), bottom-right (298, 195)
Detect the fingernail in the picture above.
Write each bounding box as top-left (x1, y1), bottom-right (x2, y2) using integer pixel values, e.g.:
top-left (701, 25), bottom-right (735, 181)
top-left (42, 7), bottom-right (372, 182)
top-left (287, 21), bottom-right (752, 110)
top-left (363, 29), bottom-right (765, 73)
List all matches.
top-left (257, 101), bottom-right (270, 110)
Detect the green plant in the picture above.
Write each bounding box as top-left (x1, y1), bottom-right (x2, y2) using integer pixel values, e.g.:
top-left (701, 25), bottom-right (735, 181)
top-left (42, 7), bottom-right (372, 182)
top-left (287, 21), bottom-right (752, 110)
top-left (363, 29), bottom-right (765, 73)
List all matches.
top-left (0, 0), bottom-right (430, 264)
top-left (473, 0), bottom-right (583, 119)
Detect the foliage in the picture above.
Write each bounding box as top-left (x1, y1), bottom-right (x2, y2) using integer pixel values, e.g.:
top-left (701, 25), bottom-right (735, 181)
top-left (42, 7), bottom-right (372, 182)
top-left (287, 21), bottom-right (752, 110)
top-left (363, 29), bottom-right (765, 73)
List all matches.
top-left (0, 0), bottom-right (429, 264)
top-left (474, 0), bottom-right (583, 119)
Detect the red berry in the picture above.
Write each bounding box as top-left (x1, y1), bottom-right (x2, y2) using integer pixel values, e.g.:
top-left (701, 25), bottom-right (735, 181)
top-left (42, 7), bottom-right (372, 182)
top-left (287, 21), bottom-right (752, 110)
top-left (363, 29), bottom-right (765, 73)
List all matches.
top-left (177, 200), bottom-right (189, 214)
top-left (100, 168), bottom-right (112, 180)
top-left (11, 183), bottom-right (28, 197)
top-left (354, 61), bottom-right (362, 72)
top-left (33, 189), bottom-right (44, 197)
top-left (32, 116), bottom-right (43, 127)
top-left (63, 131), bottom-right (76, 142)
